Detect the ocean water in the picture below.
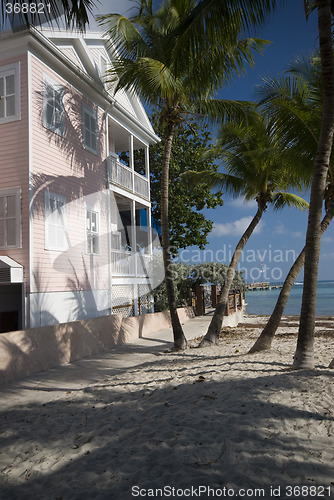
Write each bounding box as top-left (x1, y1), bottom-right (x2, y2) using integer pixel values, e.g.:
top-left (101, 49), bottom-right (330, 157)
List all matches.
top-left (245, 280), bottom-right (334, 316)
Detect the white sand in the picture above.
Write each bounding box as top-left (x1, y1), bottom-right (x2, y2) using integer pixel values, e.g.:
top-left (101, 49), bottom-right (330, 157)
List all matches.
top-left (0, 315), bottom-right (333, 500)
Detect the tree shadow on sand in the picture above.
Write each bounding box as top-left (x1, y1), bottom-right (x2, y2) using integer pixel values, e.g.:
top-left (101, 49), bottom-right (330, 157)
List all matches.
top-left (0, 354), bottom-right (333, 500)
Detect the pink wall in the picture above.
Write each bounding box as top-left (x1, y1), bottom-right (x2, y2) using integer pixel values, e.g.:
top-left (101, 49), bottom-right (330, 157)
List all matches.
top-left (30, 55), bottom-right (110, 294)
top-left (0, 54), bottom-right (30, 289)
top-left (0, 307), bottom-right (196, 384)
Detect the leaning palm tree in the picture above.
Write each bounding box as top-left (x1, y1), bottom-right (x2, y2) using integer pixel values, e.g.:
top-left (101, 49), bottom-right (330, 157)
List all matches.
top-left (249, 54), bottom-right (334, 353)
top-left (1, 0), bottom-right (96, 30)
top-left (249, 199), bottom-right (334, 353)
top-left (185, 111), bottom-right (309, 346)
top-left (98, 0), bottom-right (277, 349)
top-left (292, 0), bottom-right (334, 369)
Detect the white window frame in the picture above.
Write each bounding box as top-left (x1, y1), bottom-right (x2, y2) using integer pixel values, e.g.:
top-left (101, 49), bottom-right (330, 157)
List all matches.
top-left (44, 192), bottom-right (67, 251)
top-left (82, 103), bottom-right (98, 155)
top-left (43, 74), bottom-right (65, 136)
top-left (0, 187), bottom-right (21, 249)
top-left (0, 62), bottom-right (20, 125)
top-left (86, 207), bottom-right (100, 255)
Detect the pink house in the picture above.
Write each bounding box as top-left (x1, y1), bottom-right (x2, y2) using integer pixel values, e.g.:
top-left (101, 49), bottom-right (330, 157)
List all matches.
top-left (0, 27), bottom-right (160, 332)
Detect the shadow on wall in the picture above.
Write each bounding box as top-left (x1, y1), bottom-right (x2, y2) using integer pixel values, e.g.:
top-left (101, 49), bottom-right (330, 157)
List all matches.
top-left (0, 307), bottom-right (195, 384)
top-left (0, 314), bottom-right (123, 385)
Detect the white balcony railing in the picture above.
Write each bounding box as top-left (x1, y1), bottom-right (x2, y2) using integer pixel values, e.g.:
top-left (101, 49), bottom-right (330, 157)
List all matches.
top-left (111, 250), bottom-right (135, 275)
top-left (136, 253), bottom-right (152, 276)
top-left (108, 157), bottom-right (149, 200)
top-left (134, 171), bottom-right (149, 199)
top-left (111, 250), bottom-right (152, 276)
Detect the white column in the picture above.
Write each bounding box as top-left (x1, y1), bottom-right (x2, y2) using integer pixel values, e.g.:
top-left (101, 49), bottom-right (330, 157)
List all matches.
top-left (129, 134), bottom-right (134, 193)
top-left (145, 146), bottom-right (150, 201)
top-left (133, 284), bottom-right (139, 316)
top-left (147, 206), bottom-right (154, 313)
top-left (131, 200), bottom-right (139, 316)
top-left (131, 199), bottom-right (137, 275)
top-left (105, 114), bottom-right (113, 315)
top-left (147, 206), bottom-right (152, 256)
top-left (145, 146), bottom-right (150, 176)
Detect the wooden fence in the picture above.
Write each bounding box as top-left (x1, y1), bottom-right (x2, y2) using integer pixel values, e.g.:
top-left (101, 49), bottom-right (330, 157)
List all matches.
top-left (191, 284), bottom-right (244, 316)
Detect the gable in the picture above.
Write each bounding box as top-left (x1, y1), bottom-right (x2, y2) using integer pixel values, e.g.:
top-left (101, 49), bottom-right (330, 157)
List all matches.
top-left (57, 45), bottom-right (85, 72)
top-left (40, 32), bottom-right (151, 129)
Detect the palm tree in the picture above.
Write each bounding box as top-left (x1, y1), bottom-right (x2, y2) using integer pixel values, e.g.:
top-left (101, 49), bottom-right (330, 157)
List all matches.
top-left (98, 0), bottom-right (277, 349)
top-left (248, 54), bottom-right (334, 354)
top-left (249, 203), bottom-right (334, 353)
top-left (1, 0), bottom-right (96, 30)
top-left (185, 111), bottom-right (309, 346)
top-left (293, 0), bottom-right (334, 369)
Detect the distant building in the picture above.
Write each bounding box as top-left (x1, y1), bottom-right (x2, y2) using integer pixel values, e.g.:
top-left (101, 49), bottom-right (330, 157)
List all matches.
top-left (0, 27), bottom-right (160, 332)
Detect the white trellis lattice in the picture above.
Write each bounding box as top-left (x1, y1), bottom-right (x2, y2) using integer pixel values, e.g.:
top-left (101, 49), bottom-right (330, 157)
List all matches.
top-left (138, 284), bottom-right (151, 315)
top-left (112, 284), bottom-right (134, 317)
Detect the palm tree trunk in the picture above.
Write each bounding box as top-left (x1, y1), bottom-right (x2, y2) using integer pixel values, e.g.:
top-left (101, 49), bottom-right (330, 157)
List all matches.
top-left (199, 203), bottom-right (264, 346)
top-left (161, 121), bottom-right (187, 350)
top-left (249, 209), bottom-right (334, 353)
top-left (293, 0), bottom-right (334, 369)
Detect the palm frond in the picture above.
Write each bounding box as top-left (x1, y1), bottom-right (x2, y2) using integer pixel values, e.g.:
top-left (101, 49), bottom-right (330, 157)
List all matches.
top-left (182, 170), bottom-right (245, 197)
top-left (182, 38), bottom-right (270, 98)
top-left (100, 0), bottom-right (277, 112)
top-left (272, 192), bottom-right (309, 211)
top-left (98, 13), bottom-right (145, 59)
top-left (172, 0), bottom-right (278, 51)
top-left (1, 0), bottom-right (96, 30)
top-left (191, 99), bottom-right (256, 126)
top-left (256, 73), bottom-right (320, 157)
top-left (304, 0), bottom-right (317, 20)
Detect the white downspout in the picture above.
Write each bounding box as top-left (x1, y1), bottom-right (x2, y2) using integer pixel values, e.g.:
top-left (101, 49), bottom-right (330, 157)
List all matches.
top-left (27, 51), bottom-right (33, 329)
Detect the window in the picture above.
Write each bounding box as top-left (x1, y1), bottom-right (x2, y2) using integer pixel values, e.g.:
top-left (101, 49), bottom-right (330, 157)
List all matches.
top-left (0, 62), bottom-right (20, 124)
top-left (82, 104), bottom-right (98, 154)
top-left (43, 76), bottom-right (64, 136)
top-left (86, 209), bottom-right (99, 254)
top-left (0, 187), bottom-right (21, 248)
top-left (45, 192), bottom-right (66, 251)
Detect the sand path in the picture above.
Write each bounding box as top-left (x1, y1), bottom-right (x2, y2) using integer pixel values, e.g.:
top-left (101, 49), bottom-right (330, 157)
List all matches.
top-left (0, 315), bottom-right (333, 499)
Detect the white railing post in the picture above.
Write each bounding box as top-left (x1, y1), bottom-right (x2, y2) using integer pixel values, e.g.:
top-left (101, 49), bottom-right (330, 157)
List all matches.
top-left (147, 206), bottom-right (152, 256)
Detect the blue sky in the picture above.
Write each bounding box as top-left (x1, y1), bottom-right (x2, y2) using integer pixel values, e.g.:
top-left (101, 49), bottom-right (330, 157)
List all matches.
top-left (90, 1), bottom-right (334, 282)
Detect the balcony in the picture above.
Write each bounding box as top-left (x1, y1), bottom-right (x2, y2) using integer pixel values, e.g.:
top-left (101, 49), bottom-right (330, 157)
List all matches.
top-left (107, 156), bottom-right (149, 200)
top-left (111, 250), bottom-right (152, 277)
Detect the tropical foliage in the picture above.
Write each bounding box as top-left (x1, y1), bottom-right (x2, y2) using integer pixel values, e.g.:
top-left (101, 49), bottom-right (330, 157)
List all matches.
top-left (153, 261), bottom-right (245, 312)
top-left (249, 52), bottom-right (334, 354)
top-left (147, 114), bottom-right (224, 254)
top-left (292, 0), bottom-right (334, 369)
top-left (253, 1), bottom-right (334, 369)
top-left (99, 0), bottom-right (277, 349)
top-left (185, 110), bottom-right (309, 346)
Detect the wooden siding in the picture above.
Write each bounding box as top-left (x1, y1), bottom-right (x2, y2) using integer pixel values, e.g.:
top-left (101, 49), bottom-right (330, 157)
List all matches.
top-left (87, 46), bottom-right (103, 68)
top-left (60, 47), bottom-right (85, 72)
top-left (0, 54), bottom-right (30, 290)
top-left (30, 55), bottom-right (110, 294)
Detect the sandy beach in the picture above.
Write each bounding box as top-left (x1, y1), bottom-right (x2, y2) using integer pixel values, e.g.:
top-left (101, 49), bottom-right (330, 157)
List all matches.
top-left (0, 314), bottom-right (333, 500)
